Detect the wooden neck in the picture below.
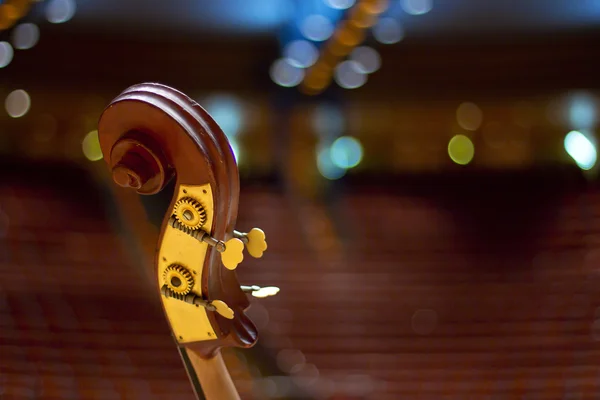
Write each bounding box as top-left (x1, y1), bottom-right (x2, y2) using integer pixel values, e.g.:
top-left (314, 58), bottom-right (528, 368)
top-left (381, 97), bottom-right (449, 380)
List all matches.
top-left (184, 349), bottom-right (240, 400)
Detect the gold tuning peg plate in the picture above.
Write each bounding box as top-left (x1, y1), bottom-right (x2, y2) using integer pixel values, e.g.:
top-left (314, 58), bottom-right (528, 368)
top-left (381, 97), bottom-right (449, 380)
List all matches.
top-left (219, 238), bottom-right (244, 270)
top-left (211, 300), bottom-right (234, 319)
top-left (234, 228), bottom-right (268, 258)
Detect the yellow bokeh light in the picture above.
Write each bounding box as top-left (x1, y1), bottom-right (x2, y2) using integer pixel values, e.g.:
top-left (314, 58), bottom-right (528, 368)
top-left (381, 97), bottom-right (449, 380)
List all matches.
top-left (0, 4), bottom-right (19, 21)
top-left (334, 25), bottom-right (364, 47)
top-left (456, 102), bottom-right (483, 131)
top-left (82, 130), bottom-right (103, 161)
top-left (359, 0), bottom-right (389, 15)
top-left (448, 134), bottom-right (474, 165)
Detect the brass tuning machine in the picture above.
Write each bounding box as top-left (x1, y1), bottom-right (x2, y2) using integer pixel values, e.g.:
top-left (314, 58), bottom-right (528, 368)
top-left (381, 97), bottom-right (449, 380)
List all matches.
top-left (169, 216), bottom-right (245, 270)
top-left (160, 285), bottom-right (234, 320)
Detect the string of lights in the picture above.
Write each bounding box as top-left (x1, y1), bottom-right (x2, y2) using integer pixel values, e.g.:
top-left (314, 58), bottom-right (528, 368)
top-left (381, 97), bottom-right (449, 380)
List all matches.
top-left (269, 0), bottom-right (437, 93)
top-left (301, 0), bottom-right (389, 95)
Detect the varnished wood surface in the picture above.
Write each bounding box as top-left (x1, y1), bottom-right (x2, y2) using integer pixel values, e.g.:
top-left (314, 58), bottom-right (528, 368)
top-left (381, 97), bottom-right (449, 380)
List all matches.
top-left (98, 83), bottom-right (256, 357)
top-left (186, 350), bottom-right (240, 400)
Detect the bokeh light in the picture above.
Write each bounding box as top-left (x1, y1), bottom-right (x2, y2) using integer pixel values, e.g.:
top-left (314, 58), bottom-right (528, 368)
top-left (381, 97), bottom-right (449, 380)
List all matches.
top-left (330, 136), bottom-right (363, 168)
top-left (324, 0), bottom-right (355, 10)
top-left (300, 15), bottom-right (334, 42)
top-left (317, 146), bottom-right (346, 180)
top-left (203, 94), bottom-right (243, 137)
top-left (270, 58), bottom-right (305, 87)
top-left (82, 130), bottom-right (103, 161)
top-left (283, 40), bottom-right (318, 68)
top-left (564, 130), bottom-right (596, 170)
top-left (568, 92), bottom-right (597, 129)
top-left (372, 17), bottom-right (404, 44)
top-left (0, 41), bottom-right (14, 68)
top-left (456, 102), bottom-right (483, 131)
top-left (401, 0), bottom-right (433, 15)
top-left (334, 60), bottom-right (367, 89)
top-left (350, 46), bottom-right (381, 74)
top-left (448, 134), bottom-right (475, 165)
top-left (5, 89), bottom-right (31, 118)
top-left (11, 23), bottom-right (40, 50)
top-left (46, 0), bottom-right (76, 24)
top-left (313, 103), bottom-right (345, 138)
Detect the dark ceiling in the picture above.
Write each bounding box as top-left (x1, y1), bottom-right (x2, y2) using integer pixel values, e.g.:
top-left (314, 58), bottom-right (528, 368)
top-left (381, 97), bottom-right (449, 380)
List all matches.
top-left (27, 0), bottom-right (600, 38)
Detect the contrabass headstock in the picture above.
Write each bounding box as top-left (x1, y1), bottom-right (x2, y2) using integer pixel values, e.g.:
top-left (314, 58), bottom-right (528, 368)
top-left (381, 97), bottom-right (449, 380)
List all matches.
top-left (97, 83), bottom-right (275, 370)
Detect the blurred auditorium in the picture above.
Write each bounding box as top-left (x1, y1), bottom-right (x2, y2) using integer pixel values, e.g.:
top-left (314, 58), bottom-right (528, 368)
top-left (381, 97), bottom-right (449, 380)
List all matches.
top-left (1, 0), bottom-right (600, 399)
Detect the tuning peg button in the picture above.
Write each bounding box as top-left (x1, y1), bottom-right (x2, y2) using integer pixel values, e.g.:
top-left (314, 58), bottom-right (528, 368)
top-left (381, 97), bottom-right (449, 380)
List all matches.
top-left (218, 238), bottom-right (244, 270)
top-left (196, 232), bottom-right (244, 270)
top-left (211, 300), bottom-right (234, 319)
top-left (234, 228), bottom-right (268, 258)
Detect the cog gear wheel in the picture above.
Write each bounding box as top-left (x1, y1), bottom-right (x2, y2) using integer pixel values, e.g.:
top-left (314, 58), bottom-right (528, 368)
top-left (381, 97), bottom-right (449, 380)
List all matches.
top-left (163, 264), bottom-right (194, 295)
top-left (173, 197), bottom-right (207, 230)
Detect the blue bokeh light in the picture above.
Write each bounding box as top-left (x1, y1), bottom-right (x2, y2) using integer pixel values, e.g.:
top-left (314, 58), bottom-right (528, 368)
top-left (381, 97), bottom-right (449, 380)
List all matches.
top-left (270, 58), bottom-right (305, 87)
top-left (300, 14), bottom-right (334, 41)
top-left (283, 40), bottom-right (319, 68)
top-left (564, 130), bottom-right (597, 170)
top-left (317, 146), bottom-right (347, 180)
top-left (203, 94), bottom-right (244, 138)
top-left (569, 92), bottom-right (597, 129)
top-left (330, 136), bottom-right (363, 169)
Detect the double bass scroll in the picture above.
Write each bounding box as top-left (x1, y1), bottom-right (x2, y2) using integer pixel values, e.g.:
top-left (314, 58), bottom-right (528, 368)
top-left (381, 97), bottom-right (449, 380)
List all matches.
top-left (97, 83), bottom-right (273, 400)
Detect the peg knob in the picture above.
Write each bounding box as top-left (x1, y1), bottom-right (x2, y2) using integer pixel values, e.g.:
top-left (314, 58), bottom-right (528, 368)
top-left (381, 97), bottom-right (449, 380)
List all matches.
top-left (234, 228), bottom-right (268, 258)
top-left (211, 300), bottom-right (234, 320)
top-left (112, 164), bottom-right (145, 189)
top-left (219, 238), bottom-right (244, 270)
top-left (108, 133), bottom-right (170, 195)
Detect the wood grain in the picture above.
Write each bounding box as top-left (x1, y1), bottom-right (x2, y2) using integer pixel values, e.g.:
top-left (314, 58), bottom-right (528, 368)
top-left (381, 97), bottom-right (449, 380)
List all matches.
top-left (186, 350), bottom-right (241, 400)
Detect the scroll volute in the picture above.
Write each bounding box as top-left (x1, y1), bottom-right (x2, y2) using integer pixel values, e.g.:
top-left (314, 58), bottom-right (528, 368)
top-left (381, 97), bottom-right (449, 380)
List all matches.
top-left (97, 83), bottom-right (258, 357)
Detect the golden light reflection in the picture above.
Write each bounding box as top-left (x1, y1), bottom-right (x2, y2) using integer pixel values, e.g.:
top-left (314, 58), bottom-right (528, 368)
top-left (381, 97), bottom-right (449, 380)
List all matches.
top-left (0, 1), bottom-right (34, 31)
top-left (448, 134), bottom-right (474, 165)
top-left (358, 0), bottom-right (389, 16)
top-left (82, 130), bottom-right (103, 161)
top-left (334, 23), bottom-right (364, 47)
top-left (1, 4), bottom-right (18, 20)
